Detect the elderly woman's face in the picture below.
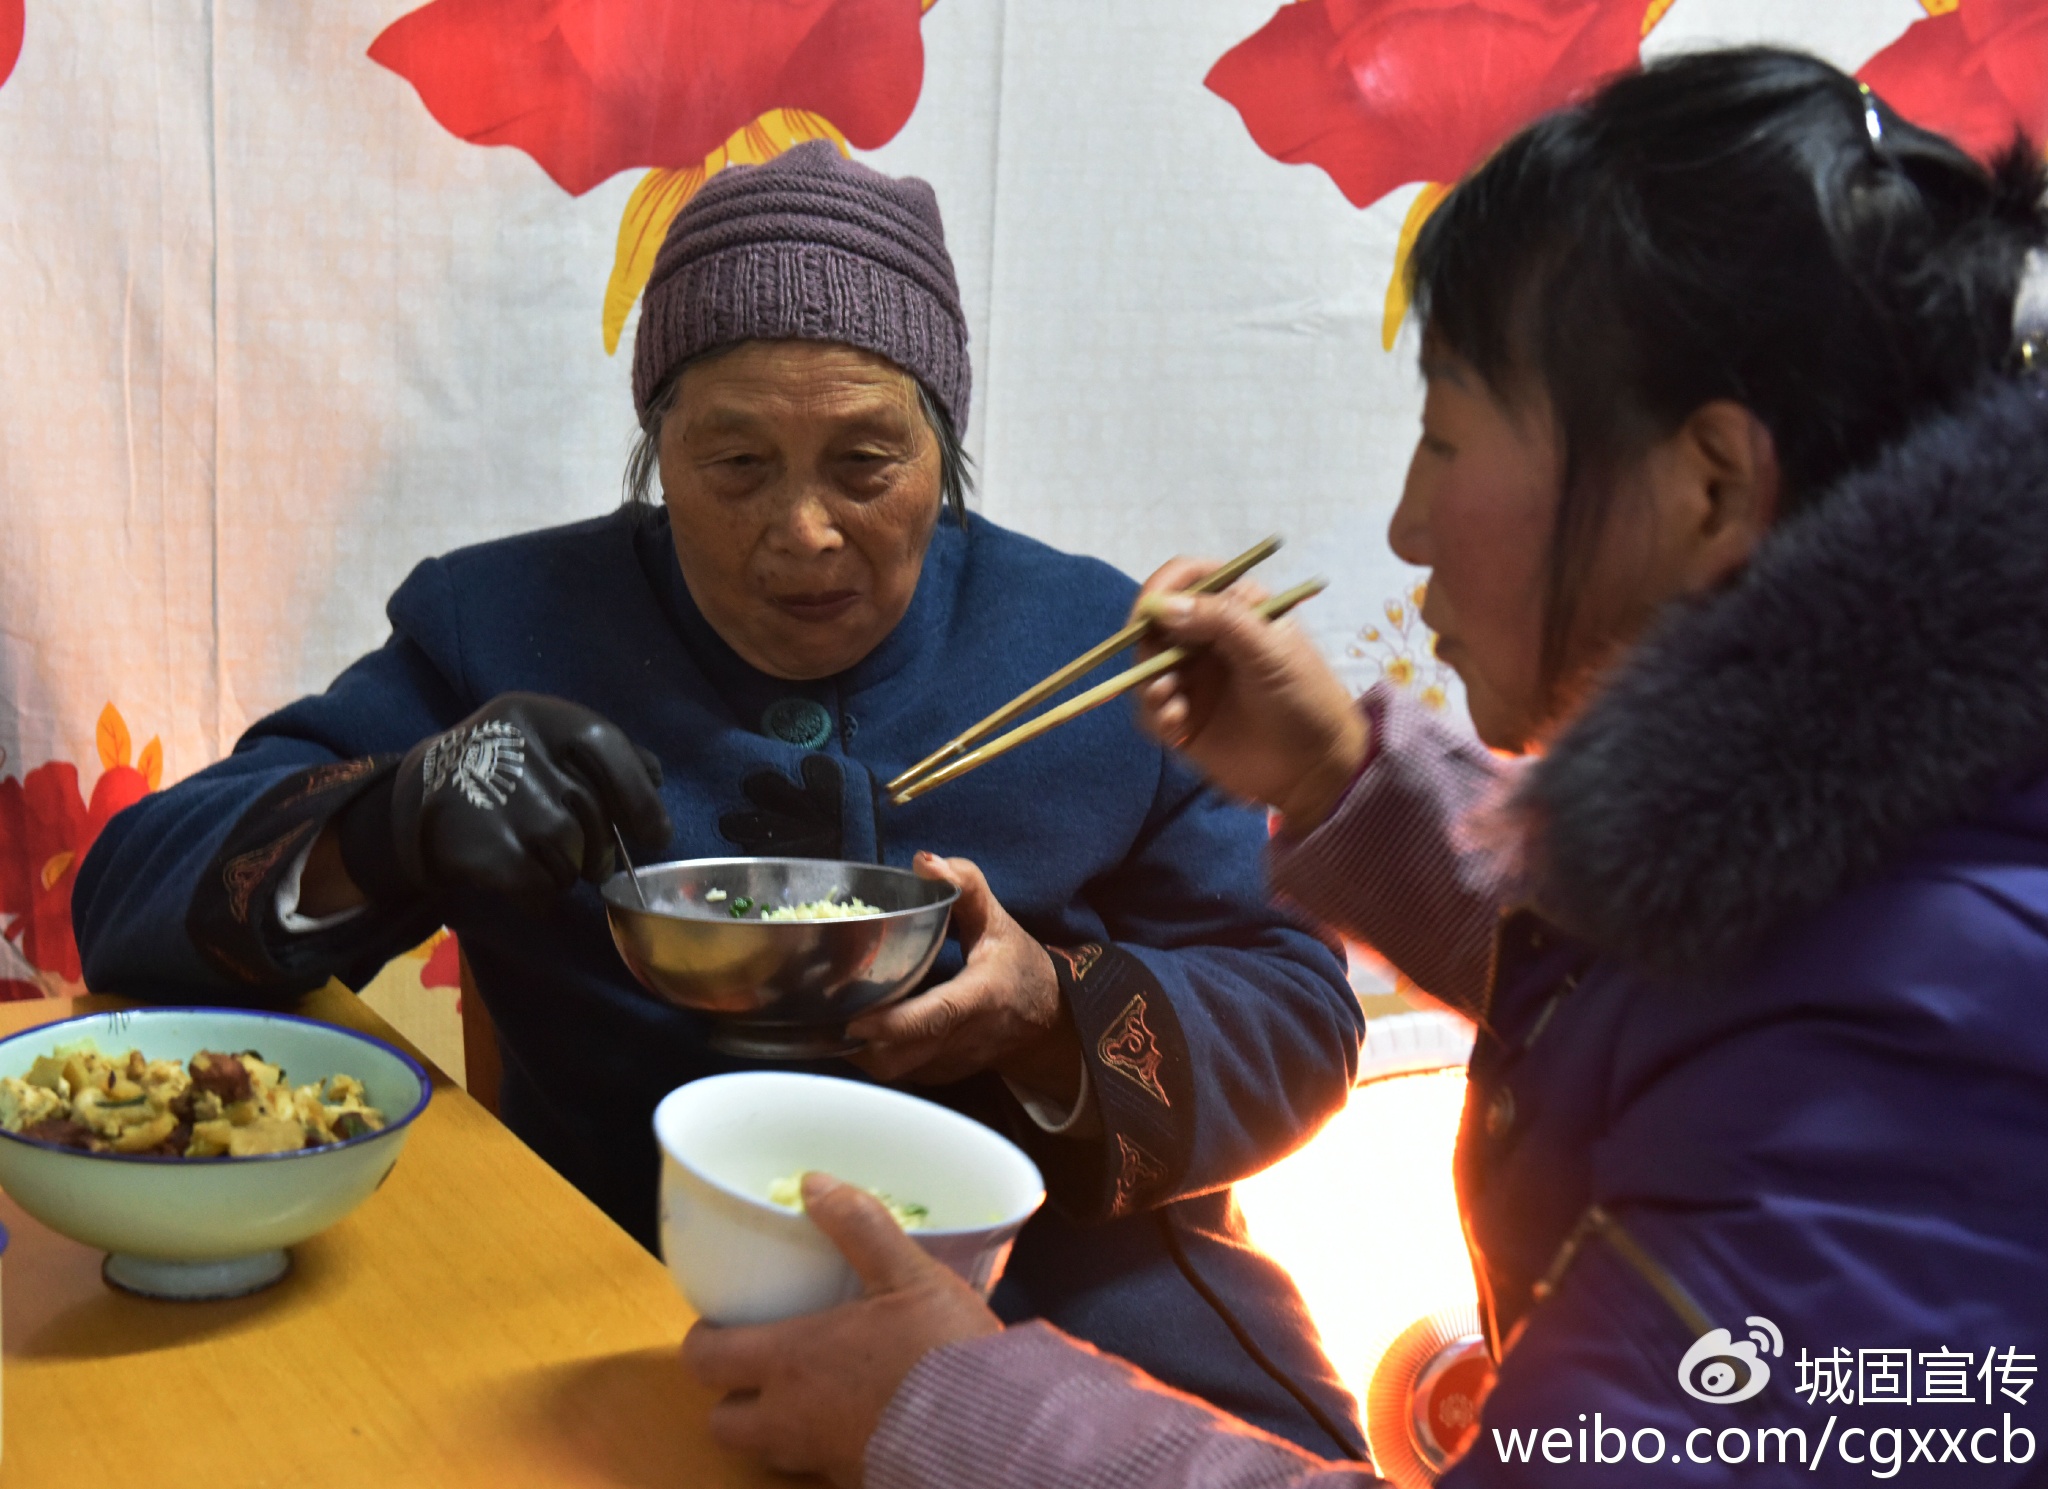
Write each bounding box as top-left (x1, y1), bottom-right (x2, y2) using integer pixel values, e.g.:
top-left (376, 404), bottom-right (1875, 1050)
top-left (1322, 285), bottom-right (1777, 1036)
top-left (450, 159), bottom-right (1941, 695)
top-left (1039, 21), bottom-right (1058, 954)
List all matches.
top-left (658, 341), bottom-right (945, 680)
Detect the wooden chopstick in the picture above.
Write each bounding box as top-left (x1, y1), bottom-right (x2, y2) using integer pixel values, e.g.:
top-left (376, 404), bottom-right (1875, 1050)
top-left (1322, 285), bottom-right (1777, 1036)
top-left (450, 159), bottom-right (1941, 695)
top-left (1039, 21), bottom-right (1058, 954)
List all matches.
top-left (888, 577), bottom-right (1327, 805)
top-left (884, 535), bottom-right (1284, 795)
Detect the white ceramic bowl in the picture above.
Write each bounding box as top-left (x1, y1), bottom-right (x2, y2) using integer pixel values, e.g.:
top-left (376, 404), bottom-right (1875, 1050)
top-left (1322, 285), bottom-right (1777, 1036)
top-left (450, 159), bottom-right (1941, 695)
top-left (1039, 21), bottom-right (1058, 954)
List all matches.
top-left (0, 1008), bottom-right (430, 1300)
top-left (654, 1071), bottom-right (1045, 1325)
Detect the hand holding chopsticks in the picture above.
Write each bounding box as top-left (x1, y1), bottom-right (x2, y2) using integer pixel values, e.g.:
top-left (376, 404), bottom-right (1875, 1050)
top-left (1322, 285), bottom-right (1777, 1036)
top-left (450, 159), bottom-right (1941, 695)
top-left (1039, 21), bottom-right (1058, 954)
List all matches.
top-left (887, 536), bottom-right (1326, 805)
top-left (883, 536), bottom-right (1284, 799)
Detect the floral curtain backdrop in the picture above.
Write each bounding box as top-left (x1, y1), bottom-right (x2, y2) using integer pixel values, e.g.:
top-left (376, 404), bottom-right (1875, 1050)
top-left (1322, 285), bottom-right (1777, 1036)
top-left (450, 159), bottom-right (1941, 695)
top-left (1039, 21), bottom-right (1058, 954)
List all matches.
top-left (1, 0), bottom-right (2041, 1011)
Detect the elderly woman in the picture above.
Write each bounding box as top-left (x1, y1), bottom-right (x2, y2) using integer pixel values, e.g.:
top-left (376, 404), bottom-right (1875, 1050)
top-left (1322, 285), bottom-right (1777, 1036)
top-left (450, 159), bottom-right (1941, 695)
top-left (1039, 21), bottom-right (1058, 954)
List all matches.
top-left (72, 142), bottom-right (1365, 1456)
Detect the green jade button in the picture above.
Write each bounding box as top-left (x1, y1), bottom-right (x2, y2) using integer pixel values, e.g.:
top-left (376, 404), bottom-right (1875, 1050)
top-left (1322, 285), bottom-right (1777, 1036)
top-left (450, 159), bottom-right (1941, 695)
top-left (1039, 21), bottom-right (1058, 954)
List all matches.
top-left (762, 698), bottom-right (833, 750)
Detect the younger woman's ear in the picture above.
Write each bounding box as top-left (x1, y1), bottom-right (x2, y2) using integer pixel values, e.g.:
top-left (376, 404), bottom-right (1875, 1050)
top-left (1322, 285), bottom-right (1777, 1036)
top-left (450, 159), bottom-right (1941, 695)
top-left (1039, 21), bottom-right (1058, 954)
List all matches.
top-left (1676, 400), bottom-right (1780, 589)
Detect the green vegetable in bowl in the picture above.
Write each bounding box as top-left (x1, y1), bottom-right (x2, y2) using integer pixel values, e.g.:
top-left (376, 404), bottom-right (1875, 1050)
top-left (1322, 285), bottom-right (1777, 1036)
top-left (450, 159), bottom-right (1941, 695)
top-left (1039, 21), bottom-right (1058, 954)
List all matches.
top-left (766, 1172), bottom-right (929, 1230)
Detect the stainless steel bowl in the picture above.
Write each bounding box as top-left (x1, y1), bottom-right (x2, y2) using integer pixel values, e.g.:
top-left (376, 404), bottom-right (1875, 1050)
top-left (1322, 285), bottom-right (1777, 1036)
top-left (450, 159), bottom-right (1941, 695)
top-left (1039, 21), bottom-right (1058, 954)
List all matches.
top-left (602, 858), bottom-right (959, 1059)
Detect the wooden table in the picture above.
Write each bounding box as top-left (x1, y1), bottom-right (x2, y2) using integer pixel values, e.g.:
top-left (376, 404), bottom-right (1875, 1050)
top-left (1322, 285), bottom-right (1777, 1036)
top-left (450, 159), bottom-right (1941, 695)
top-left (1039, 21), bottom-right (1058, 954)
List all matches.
top-left (0, 985), bottom-right (798, 1488)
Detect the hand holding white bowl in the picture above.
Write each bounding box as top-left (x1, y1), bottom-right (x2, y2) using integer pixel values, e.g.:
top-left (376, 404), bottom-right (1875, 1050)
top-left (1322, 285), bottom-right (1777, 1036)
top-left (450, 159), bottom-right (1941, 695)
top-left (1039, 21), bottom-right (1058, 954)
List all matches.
top-left (653, 1071), bottom-right (1044, 1327)
top-left (684, 1172), bottom-right (1001, 1487)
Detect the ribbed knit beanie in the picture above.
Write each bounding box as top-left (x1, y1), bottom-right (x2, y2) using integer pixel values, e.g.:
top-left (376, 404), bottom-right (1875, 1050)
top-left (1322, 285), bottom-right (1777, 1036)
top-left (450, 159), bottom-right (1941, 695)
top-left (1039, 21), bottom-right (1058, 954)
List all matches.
top-left (632, 141), bottom-right (971, 434)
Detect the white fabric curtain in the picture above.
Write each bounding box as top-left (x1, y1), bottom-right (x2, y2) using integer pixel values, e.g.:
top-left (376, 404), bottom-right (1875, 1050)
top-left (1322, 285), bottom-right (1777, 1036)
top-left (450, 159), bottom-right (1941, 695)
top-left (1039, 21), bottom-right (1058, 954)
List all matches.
top-left (0, 0), bottom-right (2018, 997)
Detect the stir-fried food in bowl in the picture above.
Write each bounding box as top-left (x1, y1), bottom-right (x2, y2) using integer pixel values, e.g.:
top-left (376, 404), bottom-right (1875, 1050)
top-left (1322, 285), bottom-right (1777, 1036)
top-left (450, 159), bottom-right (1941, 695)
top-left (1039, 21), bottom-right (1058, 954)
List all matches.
top-left (0, 1041), bottom-right (387, 1159)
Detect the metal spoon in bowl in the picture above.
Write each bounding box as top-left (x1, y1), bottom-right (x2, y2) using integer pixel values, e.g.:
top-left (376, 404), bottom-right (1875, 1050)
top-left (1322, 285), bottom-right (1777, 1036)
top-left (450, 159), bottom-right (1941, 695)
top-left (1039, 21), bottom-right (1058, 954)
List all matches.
top-left (612, 823), bottom-right (650, 909)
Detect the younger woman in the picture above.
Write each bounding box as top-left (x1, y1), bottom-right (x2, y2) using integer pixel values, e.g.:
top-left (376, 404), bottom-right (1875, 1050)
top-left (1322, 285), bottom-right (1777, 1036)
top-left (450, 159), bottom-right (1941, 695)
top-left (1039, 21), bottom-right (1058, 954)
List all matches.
top-left (684, 47), bottom-right (2048, 1487)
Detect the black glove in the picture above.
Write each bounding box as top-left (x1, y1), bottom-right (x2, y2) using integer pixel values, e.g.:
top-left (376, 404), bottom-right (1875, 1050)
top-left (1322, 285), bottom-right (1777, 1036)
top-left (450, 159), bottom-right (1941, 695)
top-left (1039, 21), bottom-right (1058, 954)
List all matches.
top-left (337, 693), bottom-right (670, 906)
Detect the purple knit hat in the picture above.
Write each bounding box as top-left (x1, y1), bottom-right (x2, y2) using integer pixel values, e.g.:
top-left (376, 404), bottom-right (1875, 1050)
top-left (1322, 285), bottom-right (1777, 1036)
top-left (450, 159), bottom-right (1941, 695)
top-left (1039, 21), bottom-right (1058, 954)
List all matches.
top-left (632, 141), bottom-right (971, 433)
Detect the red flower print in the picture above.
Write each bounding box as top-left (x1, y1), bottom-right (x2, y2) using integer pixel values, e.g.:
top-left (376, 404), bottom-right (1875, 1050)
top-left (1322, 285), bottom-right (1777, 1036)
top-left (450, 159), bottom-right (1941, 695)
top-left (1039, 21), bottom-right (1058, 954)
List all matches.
top-left (1, 0), bottom-right (23, 91)
top-left (0, 706), bottom-right (158, 996)
top-left (0, 763), bottom-right (149, 988)
top-left (421, 929), bottom-right (463, 989)
top-left (1858, 1), bottom-right (2048, 162)
top-left (1206, 0), bottom-right (1653, 210)
top-left (369, 0), bottom-right (928, 196)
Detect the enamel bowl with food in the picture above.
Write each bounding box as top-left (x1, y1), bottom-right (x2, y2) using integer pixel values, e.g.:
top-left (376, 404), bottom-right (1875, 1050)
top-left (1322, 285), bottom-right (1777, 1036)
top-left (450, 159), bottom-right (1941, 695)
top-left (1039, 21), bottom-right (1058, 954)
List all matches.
top-left (603, 857), bottom-right (959, 1059)
top-left (0, 1008), bottom-right (429, 1301)
top-left (654, 1070), bottom-right (1045, 1325)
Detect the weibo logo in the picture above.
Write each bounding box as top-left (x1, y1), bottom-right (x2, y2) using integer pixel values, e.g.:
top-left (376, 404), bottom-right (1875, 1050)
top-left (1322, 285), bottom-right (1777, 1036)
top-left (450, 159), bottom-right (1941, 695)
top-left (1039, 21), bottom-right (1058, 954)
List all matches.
top-left (1678, 1316), bottom-right (1783, 1405)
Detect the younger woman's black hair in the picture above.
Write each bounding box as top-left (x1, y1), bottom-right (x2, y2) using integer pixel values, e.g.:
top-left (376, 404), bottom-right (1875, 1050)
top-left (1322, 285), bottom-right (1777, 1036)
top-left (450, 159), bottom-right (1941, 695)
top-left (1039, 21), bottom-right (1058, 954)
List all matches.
top-left (1408, 45), bottom-right (2048, 693)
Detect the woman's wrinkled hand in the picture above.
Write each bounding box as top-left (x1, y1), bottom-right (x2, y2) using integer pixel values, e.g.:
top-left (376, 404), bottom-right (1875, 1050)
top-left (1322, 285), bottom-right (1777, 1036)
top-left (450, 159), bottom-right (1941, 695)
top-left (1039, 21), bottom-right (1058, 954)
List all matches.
top-left (845, 853), bottom-right (1077, 1096)
top-left (684, 1172), bottom-right (1003, 1488)
top-left (1132, 557), bottom-right (1370, 836)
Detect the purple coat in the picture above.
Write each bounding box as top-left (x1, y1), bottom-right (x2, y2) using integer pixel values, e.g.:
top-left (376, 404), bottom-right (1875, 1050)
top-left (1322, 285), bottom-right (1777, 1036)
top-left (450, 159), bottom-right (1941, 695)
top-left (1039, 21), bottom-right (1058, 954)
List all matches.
top-left (864, 377), bottom-right (2048, 1485)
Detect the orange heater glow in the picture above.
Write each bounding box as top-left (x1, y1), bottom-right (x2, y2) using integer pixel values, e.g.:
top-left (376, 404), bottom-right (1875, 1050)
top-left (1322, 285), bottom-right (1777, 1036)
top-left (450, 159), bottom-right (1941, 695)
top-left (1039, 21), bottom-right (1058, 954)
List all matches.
top-left (1235, 1016), bottom-right (1484, 1485)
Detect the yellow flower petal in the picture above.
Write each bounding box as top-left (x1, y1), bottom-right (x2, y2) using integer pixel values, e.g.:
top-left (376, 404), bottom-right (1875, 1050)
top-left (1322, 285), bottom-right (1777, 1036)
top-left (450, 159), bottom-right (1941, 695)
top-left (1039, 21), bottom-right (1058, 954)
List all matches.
top-left (1381, 183), bottom-right (1450, 352)
top-left (97, 702), bottom-right (131, 772)
top-left (603, 110), bottom-right (849, 355)
top-left (603, 168), bottom-right (703, 357)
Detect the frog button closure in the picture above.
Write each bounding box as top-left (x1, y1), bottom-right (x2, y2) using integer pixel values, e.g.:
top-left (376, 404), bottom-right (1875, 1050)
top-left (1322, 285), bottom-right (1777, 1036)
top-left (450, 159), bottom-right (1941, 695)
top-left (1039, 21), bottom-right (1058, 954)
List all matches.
top-left (1485, 1086), bottom-right (1517, 1139)
top-left (762, 698), bottom-right (833, 750)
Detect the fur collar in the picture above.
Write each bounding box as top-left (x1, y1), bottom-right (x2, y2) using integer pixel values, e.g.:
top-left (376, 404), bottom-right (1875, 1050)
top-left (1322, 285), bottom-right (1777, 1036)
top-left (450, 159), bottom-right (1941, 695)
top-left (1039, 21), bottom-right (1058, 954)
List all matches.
top-left (1515, 375), bottom-right (2048, 979)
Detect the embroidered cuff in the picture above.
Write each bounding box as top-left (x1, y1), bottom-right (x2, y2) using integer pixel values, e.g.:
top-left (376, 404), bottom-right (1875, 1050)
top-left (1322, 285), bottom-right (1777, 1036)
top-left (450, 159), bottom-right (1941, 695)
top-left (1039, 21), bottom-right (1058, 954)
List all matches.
top-left (1025, 943), bottom-right (1195, 1222)
top-left (186, 757), bottom-right (400, 985)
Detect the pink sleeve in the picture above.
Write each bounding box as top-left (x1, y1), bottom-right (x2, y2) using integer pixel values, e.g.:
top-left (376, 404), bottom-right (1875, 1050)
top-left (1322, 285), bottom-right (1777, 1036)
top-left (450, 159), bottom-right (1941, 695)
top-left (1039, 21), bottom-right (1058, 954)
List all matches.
top-left (1268, 684), bottom-right (1517, 1016)
top-left (866, 1323), bottom-right (1385, 1489)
